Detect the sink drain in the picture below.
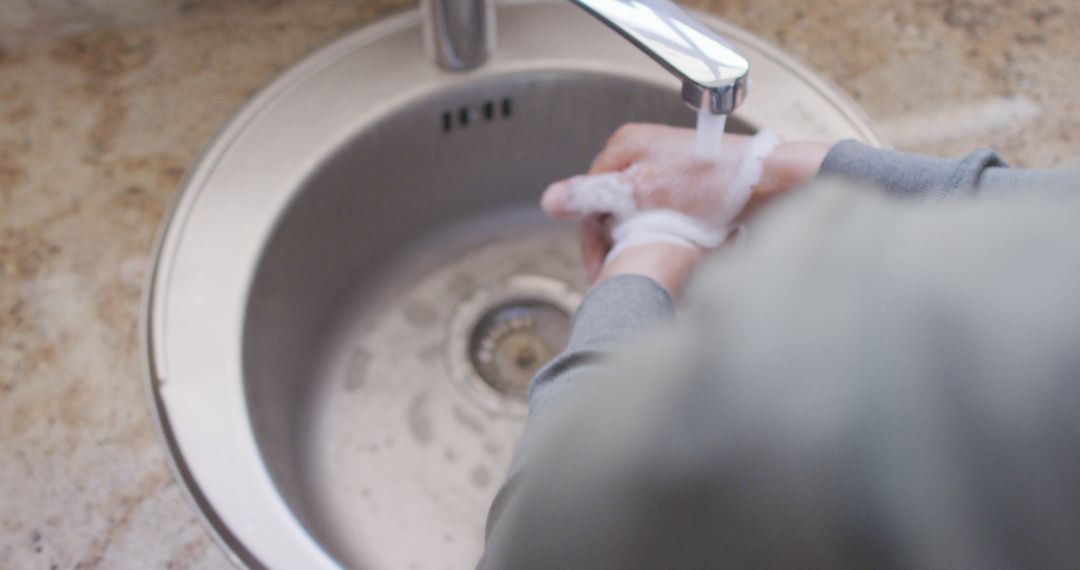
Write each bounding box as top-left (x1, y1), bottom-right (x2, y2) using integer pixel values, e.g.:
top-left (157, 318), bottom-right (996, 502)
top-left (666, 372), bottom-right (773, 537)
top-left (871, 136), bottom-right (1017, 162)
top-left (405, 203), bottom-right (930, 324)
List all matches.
top-left (468, 299), bottom-right (571, 399)
top-left (448, 274), bottom-right (581, 415)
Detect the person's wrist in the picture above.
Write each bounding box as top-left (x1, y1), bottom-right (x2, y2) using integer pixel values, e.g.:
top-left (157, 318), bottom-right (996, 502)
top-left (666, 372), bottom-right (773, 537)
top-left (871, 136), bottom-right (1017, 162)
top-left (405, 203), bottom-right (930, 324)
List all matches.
top-left (734, 141), bottom-right (828, 220)
top-left (595, 243), bottom-right (702, 298)
top-left (756, 141), bottom-right (830, 197)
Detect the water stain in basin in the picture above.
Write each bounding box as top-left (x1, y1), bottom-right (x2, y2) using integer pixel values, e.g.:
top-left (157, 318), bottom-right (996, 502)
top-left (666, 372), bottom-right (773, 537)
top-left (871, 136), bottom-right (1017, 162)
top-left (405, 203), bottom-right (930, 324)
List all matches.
top-left (448, 273), bottom-right (477, 297)
top-left (452, 405), bottom-right (484, 436)
top-left (470, 465), bottom-right (492, 489)
top-left (417, 343), bottom-right (442, 364)
top-left (482, 440), bottom-right (503, 457)
top-left (403, 301), bottom-right (438, 328)
top-left (354, 442), bottom-right (380, 455)
top-left (406, 391), bottom-right (434, 445)
top-left (344, 346), bottom-right (372, 391)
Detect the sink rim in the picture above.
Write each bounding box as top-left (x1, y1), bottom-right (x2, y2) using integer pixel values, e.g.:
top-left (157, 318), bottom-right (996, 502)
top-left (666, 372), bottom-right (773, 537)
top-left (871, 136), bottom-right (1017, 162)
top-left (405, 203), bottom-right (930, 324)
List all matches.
top-left (141, 2), bottom-right (887, 568)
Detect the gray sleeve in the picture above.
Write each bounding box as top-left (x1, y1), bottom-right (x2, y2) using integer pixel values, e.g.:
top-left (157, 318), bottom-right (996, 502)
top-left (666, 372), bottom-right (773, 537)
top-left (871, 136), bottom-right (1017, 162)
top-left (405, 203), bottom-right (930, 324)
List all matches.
top-left (819, 139), bottom-right (1075, 201)
top-left (480, 181), bottom-right (1080, 569)
top-left (528, 273), bottom-right (675, 418)
top-left (480, 274), bottom-right (674, 565)
top-left (819, 140), bottom-right (1007, 200)
top-left (821, 140), bottom-right (1080, 199)
top-left (978, 165), bottom-right (1080, 196)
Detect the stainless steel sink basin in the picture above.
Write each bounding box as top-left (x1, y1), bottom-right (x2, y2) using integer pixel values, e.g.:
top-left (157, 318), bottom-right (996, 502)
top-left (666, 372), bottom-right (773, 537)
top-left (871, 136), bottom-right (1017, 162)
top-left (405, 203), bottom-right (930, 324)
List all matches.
top-left (144, 1), bottom-right (885, 568)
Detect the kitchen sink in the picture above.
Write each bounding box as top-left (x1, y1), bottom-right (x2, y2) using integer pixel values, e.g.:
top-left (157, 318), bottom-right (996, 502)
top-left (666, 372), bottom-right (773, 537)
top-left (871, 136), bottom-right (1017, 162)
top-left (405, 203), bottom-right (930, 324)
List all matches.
top-left (144, 1), bottom-right (885, 568)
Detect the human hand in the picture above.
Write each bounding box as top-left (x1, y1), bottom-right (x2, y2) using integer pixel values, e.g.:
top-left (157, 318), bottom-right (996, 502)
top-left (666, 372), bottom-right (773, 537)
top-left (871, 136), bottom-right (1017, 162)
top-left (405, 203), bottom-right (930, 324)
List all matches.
top-left (542, 124), bottom-right (828, 292)
top-left (592, 240), bottom-right (705, 298)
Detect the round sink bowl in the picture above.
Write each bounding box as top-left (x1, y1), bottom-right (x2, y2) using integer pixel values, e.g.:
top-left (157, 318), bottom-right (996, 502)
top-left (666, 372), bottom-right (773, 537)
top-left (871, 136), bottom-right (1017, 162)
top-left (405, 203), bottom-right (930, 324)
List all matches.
top-left (144, 1), bottom-right (885, 568)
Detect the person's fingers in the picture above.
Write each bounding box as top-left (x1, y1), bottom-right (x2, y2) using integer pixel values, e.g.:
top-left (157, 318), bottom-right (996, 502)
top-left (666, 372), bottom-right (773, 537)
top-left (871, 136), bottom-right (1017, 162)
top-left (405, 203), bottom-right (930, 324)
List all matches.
top-left (540, 172), bottom-right (637, 219)
top-left (540, 179), bottom-right (575, 218)
top-left (579, 216), bottom-right (611, 283)
top-left (588, 141), bottom-right (643, 175)
top-left (588, 123), bottom-right (664, 174)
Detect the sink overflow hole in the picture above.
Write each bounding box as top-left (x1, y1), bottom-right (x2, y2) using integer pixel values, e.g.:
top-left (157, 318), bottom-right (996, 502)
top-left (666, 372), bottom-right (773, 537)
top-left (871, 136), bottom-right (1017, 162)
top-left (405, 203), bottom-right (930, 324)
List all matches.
top-left (442, 97), bottom-right (513, 133)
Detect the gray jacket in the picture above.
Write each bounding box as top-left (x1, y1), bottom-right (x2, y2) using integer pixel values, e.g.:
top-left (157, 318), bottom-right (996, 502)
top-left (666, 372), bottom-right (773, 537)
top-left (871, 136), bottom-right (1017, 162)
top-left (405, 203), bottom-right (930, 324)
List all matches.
top-left (480, 141), bottom-right (1080, 569)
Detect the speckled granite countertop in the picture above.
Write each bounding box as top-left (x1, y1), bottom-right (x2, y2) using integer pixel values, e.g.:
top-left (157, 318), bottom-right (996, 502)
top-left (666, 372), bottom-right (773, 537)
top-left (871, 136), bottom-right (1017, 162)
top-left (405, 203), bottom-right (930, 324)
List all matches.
top-left (1, 0), bottom-right (1076, 567)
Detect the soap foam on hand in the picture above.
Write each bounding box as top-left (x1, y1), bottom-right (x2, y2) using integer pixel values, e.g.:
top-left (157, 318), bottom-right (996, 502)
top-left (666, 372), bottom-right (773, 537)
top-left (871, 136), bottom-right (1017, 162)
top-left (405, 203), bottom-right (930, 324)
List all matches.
top-left (551, 128), bottom-right (782, 265)
top-left (559, 171), bottom-right (639, 219)
top-left (606, 209), bottom-right (726, 263)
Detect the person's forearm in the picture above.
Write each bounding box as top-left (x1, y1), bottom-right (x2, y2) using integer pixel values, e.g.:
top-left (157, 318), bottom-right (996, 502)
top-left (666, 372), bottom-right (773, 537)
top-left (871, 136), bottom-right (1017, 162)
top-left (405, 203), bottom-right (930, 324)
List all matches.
top-left (526, 274), bottom-right (674, 430)
top-left (757, 141), bottom-right (830, 198)
top-left (481, 274), bottom-right (674, 565)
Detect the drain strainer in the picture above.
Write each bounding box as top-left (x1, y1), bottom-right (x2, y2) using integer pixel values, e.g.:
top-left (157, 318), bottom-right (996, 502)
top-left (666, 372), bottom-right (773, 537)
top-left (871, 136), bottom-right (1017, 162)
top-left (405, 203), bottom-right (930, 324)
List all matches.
top-left (448, 274), bottom-right (581, 416)
top-left (468, 298), bottom-right (571, 398)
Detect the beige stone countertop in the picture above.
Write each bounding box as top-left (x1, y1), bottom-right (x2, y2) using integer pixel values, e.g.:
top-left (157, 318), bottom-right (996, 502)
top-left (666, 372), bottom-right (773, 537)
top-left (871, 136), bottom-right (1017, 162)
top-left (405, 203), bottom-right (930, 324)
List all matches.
top-left (1, 0), bottom-right (1076, 567)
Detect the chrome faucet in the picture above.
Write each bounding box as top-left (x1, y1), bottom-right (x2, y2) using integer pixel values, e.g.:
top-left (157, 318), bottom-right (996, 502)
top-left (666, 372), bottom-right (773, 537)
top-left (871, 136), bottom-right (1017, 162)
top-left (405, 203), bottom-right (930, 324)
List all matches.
top-left (423, 0), bottom-right (749, 115)
top-left (422, 0), bottom-right (496, 72)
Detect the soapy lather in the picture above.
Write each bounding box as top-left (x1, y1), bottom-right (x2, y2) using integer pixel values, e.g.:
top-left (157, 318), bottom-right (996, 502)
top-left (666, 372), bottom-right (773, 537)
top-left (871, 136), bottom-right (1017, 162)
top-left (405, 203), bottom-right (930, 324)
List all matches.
top-left (555, 128), bottom-right (782, 264)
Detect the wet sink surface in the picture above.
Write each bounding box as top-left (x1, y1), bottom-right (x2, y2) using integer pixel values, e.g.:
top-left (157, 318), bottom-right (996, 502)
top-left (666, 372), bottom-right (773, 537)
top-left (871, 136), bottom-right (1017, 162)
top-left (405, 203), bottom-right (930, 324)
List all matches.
top-left (247, 69), bottom-right (734, 568)
top-left (145, 1), bottom-right (884, 568)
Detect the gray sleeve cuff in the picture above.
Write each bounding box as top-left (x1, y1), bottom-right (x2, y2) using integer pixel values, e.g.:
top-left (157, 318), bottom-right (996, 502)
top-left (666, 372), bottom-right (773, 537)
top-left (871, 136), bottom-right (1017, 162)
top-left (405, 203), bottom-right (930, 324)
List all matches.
top-left (819, 140), bottom-right (1007, 201)
top-left (529, 274), bottom-right (674, 404)
top-left (978, 166), bottom-right (1080, 196)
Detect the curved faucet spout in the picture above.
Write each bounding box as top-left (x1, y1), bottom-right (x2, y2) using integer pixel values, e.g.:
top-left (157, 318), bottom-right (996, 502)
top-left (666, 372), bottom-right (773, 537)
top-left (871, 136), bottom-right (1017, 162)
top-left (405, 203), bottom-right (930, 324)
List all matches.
top-left (424, 0), bottom-right (748, 114)
top-left (569, 0), bottom-right (749, 114)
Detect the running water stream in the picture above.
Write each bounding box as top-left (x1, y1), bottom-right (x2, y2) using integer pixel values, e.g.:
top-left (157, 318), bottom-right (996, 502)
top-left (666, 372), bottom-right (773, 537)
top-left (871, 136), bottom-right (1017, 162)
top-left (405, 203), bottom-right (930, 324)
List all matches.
top-left (694, 108), bottom-right (728, 159)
